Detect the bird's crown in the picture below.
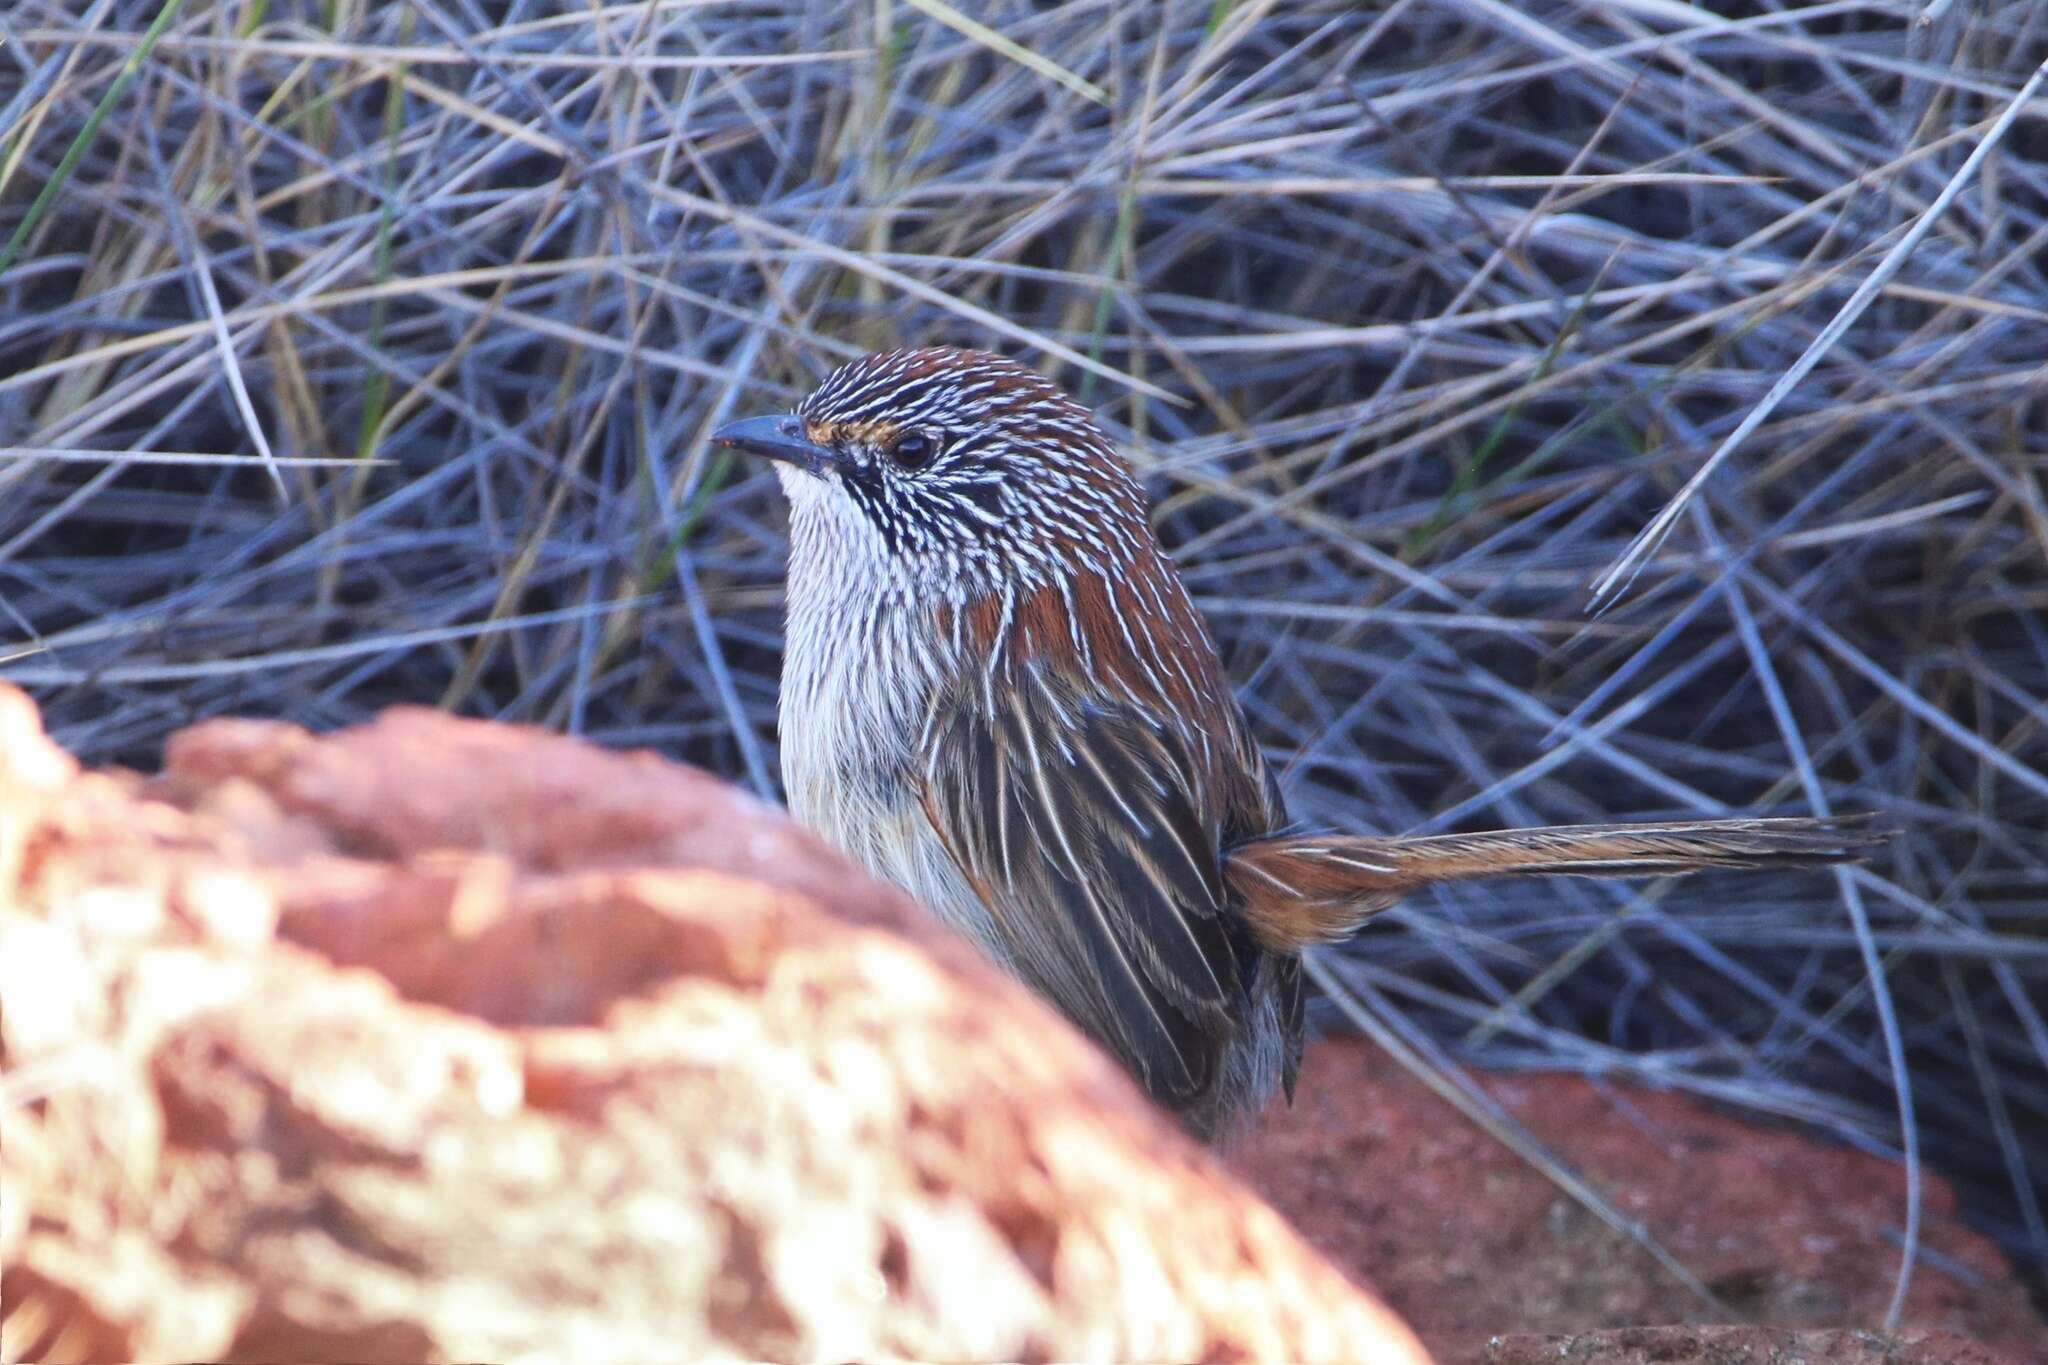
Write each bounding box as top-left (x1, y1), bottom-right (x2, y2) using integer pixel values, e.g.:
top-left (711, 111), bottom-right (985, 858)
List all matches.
top-left (729, 346), bottom-right (1155, 593)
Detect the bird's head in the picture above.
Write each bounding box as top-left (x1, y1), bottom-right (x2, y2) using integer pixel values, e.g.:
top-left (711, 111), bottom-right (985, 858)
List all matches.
top-left (713, 347), bottom-right (1155, 601)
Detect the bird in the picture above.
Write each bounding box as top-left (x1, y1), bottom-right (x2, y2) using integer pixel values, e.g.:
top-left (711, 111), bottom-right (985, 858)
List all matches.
top-left (712, 345), bottom-right (1880, 1143)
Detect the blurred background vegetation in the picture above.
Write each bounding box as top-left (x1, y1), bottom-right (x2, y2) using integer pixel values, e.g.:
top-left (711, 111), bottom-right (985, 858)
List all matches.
top-left (3, 0), bottom-right (2045, 1307)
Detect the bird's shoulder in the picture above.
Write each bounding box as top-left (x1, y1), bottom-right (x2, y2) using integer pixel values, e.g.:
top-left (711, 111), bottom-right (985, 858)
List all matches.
top-left (918, 556), bottom-right (1282, 880)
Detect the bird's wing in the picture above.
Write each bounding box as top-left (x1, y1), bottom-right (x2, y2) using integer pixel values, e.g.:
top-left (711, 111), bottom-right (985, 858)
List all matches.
top-left (913, 672), bottom-right (1259, 1108)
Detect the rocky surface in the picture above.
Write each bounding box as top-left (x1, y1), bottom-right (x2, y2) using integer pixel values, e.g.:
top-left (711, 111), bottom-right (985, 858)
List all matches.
top-left (1234, 1037), bottom-right (2043, 1363)
top-left (1482, 1326), bottom-right (2022, 1365)
top-left (0, 687), bottom-right (1424, 1364)
top-left (5, 685), bottom-right (2040, 1365)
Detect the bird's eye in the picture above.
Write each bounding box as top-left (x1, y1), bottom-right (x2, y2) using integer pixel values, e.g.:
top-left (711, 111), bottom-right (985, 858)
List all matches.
top-left (889, 430), bottom-right (936, 470)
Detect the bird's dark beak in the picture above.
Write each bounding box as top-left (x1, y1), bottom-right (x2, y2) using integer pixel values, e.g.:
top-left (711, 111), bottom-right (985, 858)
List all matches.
top-left (711, 414), bottom-right (837, 476)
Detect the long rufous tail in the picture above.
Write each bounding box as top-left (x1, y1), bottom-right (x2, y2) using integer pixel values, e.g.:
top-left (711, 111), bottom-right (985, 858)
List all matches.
top-left (1226, 815), bottom-right (1884, 953)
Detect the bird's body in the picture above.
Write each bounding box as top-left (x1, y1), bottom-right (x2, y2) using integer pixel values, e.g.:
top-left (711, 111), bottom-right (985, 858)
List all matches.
top-left (716, 346), bottom-right (1877, 1142)
top-left (765, 352), bottom-right (1300, 1136)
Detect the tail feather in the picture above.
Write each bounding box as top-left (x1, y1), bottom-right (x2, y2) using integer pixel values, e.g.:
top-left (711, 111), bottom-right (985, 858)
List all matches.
top-left (1226, 814), bottom-right (1885, 953)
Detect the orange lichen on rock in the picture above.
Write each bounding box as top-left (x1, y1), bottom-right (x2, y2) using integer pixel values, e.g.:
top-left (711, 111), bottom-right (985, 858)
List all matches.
top-left (0, 687), bottom-right (1425, 1364)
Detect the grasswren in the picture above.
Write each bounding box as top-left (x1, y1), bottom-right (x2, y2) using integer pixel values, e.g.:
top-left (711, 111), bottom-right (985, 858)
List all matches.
top-left (715, 346), bottom-right (1876, 1142)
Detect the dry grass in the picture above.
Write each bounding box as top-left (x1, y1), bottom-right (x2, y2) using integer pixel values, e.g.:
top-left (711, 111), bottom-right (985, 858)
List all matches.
top-left (3, 0), bottom-right (2045, 1317)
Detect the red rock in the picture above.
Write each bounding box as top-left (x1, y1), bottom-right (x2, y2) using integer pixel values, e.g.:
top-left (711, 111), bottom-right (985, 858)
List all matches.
top-left (1483, 1325), bottom-right (2023, 1365)
top-left (14, 688), bottom-right (2039, 1364)
top-left (1233, 1036), bottom-right (2043, 1363)
top-left (0, 688), bottom-right (1425, 1364)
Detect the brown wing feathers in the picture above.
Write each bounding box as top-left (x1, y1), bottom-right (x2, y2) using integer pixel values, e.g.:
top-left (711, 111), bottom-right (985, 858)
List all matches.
top-left (917, 552), bottom-right (1274, 1111)
top-left (1227, 814), bottom-right (1886, 953)
top-left (918, 683), bottom-right (1250, 1106)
